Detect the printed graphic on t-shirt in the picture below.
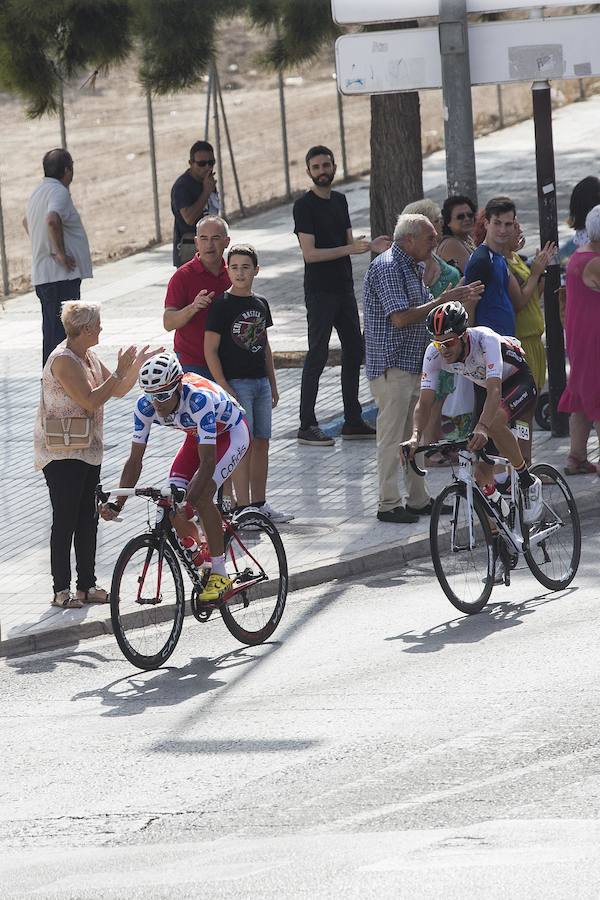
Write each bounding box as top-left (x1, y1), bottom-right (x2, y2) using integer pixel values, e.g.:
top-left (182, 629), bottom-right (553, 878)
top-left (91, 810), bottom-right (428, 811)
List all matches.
top-left (231, 309), bottom-right (267, 353)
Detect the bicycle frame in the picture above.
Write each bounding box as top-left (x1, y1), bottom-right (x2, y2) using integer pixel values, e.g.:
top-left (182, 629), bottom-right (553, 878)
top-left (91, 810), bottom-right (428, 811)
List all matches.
top-left (96, 485), bottom-right (270, 608)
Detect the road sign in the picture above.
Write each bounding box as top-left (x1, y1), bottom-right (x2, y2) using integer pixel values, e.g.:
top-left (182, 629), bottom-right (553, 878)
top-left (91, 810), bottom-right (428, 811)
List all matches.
top-left (335, 14), bottom-right (600, 94)
top-left (332, 0), bottom-right (580, 25)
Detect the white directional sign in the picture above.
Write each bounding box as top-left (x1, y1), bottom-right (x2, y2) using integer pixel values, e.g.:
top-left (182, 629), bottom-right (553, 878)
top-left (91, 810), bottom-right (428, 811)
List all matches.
top-left (336, 14), bottom-right (600, 94)
top-left (332, 0), bottom-right (581, 25)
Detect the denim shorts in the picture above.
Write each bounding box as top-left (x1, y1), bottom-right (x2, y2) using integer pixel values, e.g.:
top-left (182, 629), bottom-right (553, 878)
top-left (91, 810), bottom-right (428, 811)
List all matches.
top-left (229, 376), bottom-right (272, 439)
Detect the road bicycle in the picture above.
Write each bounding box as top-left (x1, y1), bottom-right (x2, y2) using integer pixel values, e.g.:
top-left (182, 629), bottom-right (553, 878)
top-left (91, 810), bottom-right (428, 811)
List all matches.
top-left (405, 438), bottom-right (581, 614)
top-left (96, 484), bottom-right (288, 670)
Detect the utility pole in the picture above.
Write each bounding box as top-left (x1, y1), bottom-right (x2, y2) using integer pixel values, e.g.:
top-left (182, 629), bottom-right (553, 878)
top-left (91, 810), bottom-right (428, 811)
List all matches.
top-left (439, 0), bottom-right (477, 203)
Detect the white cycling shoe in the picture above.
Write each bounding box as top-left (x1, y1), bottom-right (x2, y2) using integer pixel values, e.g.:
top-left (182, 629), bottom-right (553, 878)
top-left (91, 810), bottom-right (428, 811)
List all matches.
top-left (522, 475), bottom-right (543, 524)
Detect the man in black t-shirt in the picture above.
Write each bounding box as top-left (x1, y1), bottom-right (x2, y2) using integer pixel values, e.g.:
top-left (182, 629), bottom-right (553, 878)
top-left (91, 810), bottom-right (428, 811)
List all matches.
top-left (171, 140), bottom-right (220, 267)
top-left (293, 145), bottom-right (391, 445)
top-left (204, 244), bottom-right (293, 524)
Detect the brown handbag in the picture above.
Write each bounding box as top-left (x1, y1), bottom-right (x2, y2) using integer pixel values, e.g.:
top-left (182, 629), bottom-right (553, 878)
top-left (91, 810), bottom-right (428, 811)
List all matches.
top-left (41, 382), bottom-right (92, 451)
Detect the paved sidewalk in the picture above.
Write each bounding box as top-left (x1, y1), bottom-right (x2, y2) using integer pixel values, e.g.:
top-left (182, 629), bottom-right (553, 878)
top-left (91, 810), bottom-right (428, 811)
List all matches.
top-left (1, 95), bottom-right (599, 656)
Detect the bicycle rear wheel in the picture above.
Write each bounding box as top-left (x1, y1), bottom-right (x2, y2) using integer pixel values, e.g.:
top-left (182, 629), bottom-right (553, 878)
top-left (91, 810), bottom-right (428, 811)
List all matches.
top-left (220, 510), bottom-right (287, 645)
top-left (523, 463), bottom-right (581, 590)
top-left (110, 534), bottom-right (185, 670)
top-left (430, 482), bottom-right (495, 614)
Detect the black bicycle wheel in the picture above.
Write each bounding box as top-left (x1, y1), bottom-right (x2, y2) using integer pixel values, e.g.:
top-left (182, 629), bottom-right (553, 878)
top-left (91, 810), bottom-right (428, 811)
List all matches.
top-left (220, 510), bottom-right (287, 645)
top-left (523, 463), bottom-right (581, 590)
top-left (430, 482), bottom-right (495, 614)
top-left (110, 534), bottom-right (185, 670)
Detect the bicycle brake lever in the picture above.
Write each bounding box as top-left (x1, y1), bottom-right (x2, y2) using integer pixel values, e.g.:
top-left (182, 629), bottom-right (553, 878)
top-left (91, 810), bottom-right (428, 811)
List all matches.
top-left (401, 444), bottom-right (427, 477)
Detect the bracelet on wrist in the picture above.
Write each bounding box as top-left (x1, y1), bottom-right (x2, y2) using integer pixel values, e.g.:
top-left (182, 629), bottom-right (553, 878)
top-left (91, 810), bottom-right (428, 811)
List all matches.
top-left (478, 421), bottom-right (490, 431)
top-left (111, 371), bottom-right (123, 381)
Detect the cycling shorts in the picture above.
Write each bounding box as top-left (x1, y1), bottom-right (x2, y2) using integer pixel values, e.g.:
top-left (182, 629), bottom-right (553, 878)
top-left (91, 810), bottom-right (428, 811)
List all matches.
top-left (473, 366), bottom-right (537, 429)
top-left (169, 417), bottom-right (250, 490)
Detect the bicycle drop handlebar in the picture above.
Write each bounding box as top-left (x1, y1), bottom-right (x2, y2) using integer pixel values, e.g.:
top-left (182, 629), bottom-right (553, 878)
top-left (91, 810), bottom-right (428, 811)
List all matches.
top-left (401, 438), bottom-right (496, 477)
top-left (95, 484), bottom-right (187, 505)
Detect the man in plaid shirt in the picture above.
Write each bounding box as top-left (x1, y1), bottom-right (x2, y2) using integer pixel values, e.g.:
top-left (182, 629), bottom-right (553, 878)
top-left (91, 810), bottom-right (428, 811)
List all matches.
top-left (363, 213), bottom-right (483, 524)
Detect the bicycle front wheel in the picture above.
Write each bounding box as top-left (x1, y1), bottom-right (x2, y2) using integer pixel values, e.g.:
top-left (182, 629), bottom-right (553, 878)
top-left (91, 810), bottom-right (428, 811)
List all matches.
top-left (524, 463), bottom-right (581, 590)
top-left (430, 482), bottom-right (495, 614)
top-left (221, 510), bottom-right (287, 645)
top-left (110, 534), bottom-right (185, 670)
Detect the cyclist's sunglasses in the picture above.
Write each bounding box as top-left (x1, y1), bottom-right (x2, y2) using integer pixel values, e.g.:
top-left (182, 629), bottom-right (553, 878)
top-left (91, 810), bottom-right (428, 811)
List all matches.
top-left (432, 335), bottom-right (461, 349)
top-left (145, 384), bottom-right (180, 403)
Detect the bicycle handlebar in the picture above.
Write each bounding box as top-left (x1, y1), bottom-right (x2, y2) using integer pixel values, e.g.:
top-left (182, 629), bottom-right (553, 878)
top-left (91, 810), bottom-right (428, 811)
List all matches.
top-left (95, 484), bottom-right (187, 504)
top-left (401, 438), bottom-right (495, 477)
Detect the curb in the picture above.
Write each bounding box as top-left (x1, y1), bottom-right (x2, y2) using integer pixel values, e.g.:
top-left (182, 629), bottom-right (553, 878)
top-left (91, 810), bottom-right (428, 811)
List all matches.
top-left (2, 492), bottom-right (596, 660)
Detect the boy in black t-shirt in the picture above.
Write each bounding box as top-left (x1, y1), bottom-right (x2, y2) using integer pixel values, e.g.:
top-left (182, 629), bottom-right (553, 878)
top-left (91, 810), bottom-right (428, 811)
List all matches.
top-left (204, 245), bottom-right (293, 524)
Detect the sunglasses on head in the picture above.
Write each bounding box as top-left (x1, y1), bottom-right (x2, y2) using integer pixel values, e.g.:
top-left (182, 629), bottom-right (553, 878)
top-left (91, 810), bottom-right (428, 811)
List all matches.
top-left (432, 335), bottom-right (461, 349)
top-left (454, 211), bottom-right (474, 221)
top-left (193, 158), bottom-right (215, 167)
top-left (146, 384), bottom-right (179, 403)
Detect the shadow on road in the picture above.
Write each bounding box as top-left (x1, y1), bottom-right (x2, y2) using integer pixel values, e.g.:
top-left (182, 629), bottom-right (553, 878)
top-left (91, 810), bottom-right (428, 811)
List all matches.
top-left (6, 647), bottom-right (112, 675)
top-left (385, 586), bottom-right (578, 654)
top-left (70, 645), bottom-right (266, 717)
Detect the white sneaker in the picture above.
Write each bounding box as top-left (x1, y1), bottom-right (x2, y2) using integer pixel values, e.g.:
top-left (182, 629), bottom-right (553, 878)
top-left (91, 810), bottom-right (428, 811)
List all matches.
top-left (522, 475), bottom-right (543, 523)
top-left (261, 502), bottom-right (295, 523)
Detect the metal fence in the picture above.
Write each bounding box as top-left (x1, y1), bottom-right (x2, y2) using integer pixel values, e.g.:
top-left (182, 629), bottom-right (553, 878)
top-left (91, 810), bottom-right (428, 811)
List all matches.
top-left (0, 61), bottom-right (594, 296)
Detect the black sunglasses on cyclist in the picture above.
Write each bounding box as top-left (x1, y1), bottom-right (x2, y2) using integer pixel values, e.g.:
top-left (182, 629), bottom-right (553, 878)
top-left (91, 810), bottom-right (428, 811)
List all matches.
top-left (193, 159), bottom-right (215, 167)
top-left (146, 385), bottom-right (179, 403)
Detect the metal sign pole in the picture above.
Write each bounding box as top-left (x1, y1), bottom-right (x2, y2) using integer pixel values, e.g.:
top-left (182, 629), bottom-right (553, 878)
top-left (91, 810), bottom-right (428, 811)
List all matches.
top-left (531, 80), bottom-right (568, 437)
top-left (211, 61), bottom-right (225, 219)
top-left (439, 0), bottom-right (477, 203)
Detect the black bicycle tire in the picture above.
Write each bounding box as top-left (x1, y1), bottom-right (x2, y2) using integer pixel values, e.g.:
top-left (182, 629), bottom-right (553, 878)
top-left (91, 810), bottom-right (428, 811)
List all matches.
top-left (523, 463), bottom-right (581, 590)
top-left (110, 533), bottom-right (185, 670)
top-left (430, 482), bottom-right (495, 614)
top-left (220, 510), bottom-right (288, 645)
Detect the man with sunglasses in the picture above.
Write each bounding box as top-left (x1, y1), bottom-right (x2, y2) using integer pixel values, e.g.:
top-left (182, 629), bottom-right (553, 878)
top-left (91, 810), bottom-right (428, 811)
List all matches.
top-left (403, 300), bottom-right (543, 523)
top-left (101, 352), bottom-right (250, 603)
top-left (171, 140), bottom-right (220, 267)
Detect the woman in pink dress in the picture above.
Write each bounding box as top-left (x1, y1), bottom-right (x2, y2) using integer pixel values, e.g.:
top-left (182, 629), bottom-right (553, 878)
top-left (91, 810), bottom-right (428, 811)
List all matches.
top-left (558, 205), bottom-right (600, 474)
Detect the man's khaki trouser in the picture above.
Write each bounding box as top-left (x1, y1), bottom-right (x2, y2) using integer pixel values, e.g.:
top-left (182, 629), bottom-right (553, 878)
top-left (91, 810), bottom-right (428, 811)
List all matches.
top-left (369, 368), bottom-right (431, 513)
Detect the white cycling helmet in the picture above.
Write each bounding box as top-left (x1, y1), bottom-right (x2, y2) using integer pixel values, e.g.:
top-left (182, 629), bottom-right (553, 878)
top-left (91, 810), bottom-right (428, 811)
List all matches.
top-left (139, 352), bottom-right (183, 394)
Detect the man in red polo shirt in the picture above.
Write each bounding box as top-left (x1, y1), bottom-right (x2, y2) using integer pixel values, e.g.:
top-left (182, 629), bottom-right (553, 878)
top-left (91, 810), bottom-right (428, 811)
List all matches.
top-left (163, 215), bottom-right (231, 376)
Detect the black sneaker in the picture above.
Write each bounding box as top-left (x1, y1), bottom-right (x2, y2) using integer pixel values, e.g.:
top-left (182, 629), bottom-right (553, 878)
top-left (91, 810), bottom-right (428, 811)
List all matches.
top-left (406, 498), bottom-right (452, 516)
top-left (297, 426), bottom-right (335, 446)
top-left (377, 506), bottom-right (419, 524)
top-left (341, 421), bottom-right (376, 440)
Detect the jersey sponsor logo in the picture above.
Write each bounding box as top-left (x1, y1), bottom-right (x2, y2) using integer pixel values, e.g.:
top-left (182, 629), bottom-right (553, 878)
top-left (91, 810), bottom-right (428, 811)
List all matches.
top-left (221, 401), bottom-right (232, 422)
top-left (138, 396), bottom-right (155, 417)
top-left (188, 391), bottom-right (208, 414)
top-left (179, 412), bottom-right (195, 429)
top-left (133, 413), bottom-right (146, 432)
top-left (509, 390), bottom-right (529, 409)
top-left (488, 363), bottom-right (495, 369)
top-left (200, 411), bottom-right (216, 433)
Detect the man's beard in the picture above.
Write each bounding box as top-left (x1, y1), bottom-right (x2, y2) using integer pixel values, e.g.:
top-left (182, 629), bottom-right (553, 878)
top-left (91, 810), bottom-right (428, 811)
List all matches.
top-left (311, 172), bottom-right (334, 187)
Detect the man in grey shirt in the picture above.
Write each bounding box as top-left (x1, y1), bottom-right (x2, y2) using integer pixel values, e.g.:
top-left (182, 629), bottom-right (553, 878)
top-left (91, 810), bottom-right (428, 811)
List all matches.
top-left (25, 149), bottom-right (92, 363)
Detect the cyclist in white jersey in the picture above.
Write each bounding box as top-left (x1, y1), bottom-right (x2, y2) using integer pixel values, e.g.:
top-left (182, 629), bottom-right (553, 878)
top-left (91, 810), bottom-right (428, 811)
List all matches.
top-left (100, 352), bottom-right (250, 601)
top-left (403, 301), bottom-right (543, 522)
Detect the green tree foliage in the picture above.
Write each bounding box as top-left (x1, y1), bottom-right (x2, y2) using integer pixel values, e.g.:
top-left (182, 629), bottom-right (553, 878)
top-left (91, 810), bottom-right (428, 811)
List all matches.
top-left (0, 0), bottom-right (131, 116)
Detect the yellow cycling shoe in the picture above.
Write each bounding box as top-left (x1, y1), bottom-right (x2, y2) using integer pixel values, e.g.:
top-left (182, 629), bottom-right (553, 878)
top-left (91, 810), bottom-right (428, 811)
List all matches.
top-left (198, 573), bottom-right (233, 603)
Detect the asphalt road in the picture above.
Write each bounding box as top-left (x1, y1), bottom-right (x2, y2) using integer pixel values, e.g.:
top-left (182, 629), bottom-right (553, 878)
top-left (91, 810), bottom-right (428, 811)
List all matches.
top-left (2, 513), bottom-right (600, 898)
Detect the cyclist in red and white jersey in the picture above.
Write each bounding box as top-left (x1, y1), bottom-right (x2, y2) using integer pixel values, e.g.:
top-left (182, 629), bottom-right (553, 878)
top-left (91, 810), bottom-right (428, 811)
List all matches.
top-left (101, 352), bottom-right (250, 601)
top-left (404, 301), bottom-right (543, 522)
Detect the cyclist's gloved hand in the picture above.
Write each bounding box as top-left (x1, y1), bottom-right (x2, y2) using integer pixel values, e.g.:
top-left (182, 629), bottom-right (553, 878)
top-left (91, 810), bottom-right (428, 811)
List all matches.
top-left (401, 435), bottom-right (419, 463)
top-left (467, 426), bottom-right (489, 453)
top-left (100, 502), bottom-right (122, 521)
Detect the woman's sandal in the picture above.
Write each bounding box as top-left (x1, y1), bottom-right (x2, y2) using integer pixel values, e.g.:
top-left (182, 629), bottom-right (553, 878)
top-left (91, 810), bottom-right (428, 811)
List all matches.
top-left (77, 586), bottom-right (110, 604)
top-left (563, 456), bottom-right (597, 476)
top-left (51, 590), bottom-right (84, 609)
